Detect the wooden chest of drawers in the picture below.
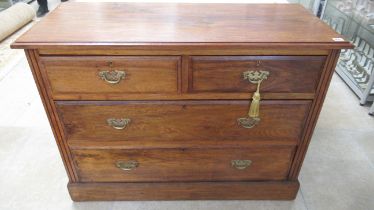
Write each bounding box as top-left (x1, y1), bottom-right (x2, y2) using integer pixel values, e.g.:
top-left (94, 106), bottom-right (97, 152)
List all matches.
top-left (12, 3), bottom-right (352, 201)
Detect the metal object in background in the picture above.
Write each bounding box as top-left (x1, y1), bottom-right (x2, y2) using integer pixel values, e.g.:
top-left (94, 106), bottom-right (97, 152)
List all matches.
top-left (288, 0), bottom-right (323, 15)
top-left (370, 101), bottom-right (374, 115)
top-left (322, 0), bottom-right (374, 116)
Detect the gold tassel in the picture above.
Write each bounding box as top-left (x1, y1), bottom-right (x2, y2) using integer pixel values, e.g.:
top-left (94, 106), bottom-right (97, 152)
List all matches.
top-left (248, 81), bottom-right (261, 118)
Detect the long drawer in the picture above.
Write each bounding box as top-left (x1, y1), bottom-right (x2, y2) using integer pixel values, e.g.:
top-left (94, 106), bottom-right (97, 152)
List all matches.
top-left (56, 100), bottom-right (311, 143)
top-left (40, 56), bottom-right (180, 95)
top-left (72, 147), bottom-right (295, 182)
top-left (189, 56), bottom-right (326, 93)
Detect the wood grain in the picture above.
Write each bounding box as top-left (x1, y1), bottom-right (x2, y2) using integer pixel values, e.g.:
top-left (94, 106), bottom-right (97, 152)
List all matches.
top-left (12, 3), bottom-right (351, 49)
top-left (40, 56), bottom-right (180, 95)
top-left (68, 138), bottom-right (298, 150)
top-left (68, 180), bottom-right (300, 201)
top-left (190, 56), bottom-right (325, 93)
top-left (56, 100), bottom-right (311, 143)
top-left (11, 2), bottom-right (351, 201)
top-left (288, 49), bottom-right (341, 179)
top-left (25, 50), bottom-right (78, 181)
top-left (51, 92), bottom-right (316, 101)
top-left (72, 147), bottom-right (294, 182)
top-left (36, 48), bottom-right (331, 56)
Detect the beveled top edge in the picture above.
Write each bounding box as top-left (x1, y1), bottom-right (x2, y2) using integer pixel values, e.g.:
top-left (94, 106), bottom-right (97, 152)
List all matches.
top-left (11, 42), bottom-right (353, 50)
top-left (12, 2), bottom-right (353, 49)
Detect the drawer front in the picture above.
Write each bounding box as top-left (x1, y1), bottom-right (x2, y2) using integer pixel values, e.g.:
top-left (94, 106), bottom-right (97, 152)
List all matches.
top-left (40, 56), bottom-right (180, 95)
top-left (72, 147), bottom-right (294, 182)
top-left (57, 100), bottom-right (310, 142)
top-left (190, 56), bottom-right (326, 93)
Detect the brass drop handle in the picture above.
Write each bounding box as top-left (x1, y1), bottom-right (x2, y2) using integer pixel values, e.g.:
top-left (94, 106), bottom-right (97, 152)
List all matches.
top-left (116, 160), bottom-right (139, 171)
top-left (237, 70), bottom-right (269, 129)
top-left (107, 118), bottom-right (131, 130)
top-left (98, 70), bottom-right (126, 84)
top-left (231, 160), bottom-right (252, 170)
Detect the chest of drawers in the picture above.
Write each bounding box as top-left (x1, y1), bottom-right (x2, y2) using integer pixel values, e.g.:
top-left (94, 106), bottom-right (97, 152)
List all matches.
top-left (12, 3), bottom-right (352, 201)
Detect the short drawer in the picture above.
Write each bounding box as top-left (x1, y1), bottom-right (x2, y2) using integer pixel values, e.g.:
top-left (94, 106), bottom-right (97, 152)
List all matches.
top-left (189, 56), bottom-right (326, 93)
top-left (72, 147), bottom-right (295, 182)
top-left (57, 100), bottom-right (310, 143)
top-left (40, 56), bottom-right (180, 95)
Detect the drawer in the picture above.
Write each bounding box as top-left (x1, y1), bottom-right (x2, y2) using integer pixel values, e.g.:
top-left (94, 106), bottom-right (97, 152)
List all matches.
top-left (57, 100), bottom-right (310, 143)
top-left (40, 56), bottom-right (180, 95)
top-left (72, 147), bottom-right (295, 182)
top-left (189, 56), bottom-right (326, 93)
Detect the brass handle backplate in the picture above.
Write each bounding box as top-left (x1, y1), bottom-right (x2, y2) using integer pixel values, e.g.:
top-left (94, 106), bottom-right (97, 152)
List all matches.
top-left (238, 69), bottom-right (269, 129)
top-left (237, 117), bottom-right (260, 129)
top-left (107, 118), bottom-right (131, 130)
top-left (98, 70), bottom-right (126, 84)
top-left (116, 160), bottom-right (139, 171)
top-left (231, 159), bottom-right (252, 170)
top-left (243, 70), bottom-right (269, 84)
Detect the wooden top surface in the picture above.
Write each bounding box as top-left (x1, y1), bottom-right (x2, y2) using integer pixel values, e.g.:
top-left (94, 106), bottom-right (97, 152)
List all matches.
top-left (12, 2), bottom-right (352, 49)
